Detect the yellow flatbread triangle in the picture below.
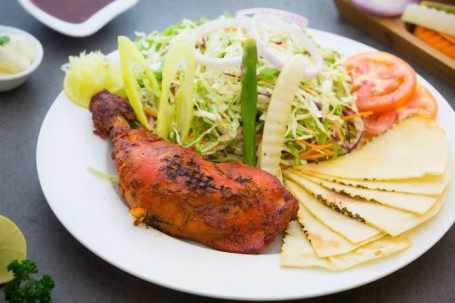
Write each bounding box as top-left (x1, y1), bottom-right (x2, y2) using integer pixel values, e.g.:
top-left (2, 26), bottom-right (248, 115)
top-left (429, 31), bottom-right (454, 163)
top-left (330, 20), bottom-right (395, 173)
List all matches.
top-left (301, 159), bottom-right (451, 196)
top-left (284, 179), bottom-right (381, 243)
top-left (295, 117), bottom-right (449, 180)
top-left (281, 221), bottom-right (411, 271)
top-left (288, 173), bottom-right (448, 236)
top-left (298, 204), bottom-right (384, 257)
top-left (293, 171), bottom-right (438, 214)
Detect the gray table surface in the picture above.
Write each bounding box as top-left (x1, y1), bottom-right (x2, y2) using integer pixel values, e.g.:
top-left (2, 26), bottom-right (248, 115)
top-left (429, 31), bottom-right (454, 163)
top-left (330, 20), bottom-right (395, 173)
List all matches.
top-left (1, 0), bottom-right (455, 302)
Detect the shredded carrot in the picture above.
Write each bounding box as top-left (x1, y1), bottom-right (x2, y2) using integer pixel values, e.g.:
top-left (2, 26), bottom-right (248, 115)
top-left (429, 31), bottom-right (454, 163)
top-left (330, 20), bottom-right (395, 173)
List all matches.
top-left (333, 121), bottom-right (345, 145)
top-left (298, 151), bottom-right (315, 160)
top-left (342, 111), bottom-right (373, 120)
top-left (360, 138), bottom-right (370, 146)
top-left (279, 163), bottom-right (292, 169)
top-left (298, 150), bottom-right (317, 157)
top-left (183, 133), bottom-right (194, 143)
top-left (303, 84), bottom-right (317, 91)
top-left (144, 106), bottom-right (158, 118)
top-left (214, 144), bottom-right (227, 151)
top-left (223, 27), bottom-right (238, 31)
top-left (299, 151), bottom-right (335, 160)
top-left (296, 140), bottom-right (332, 150)
top-left (129, 208), bottom-right (147, 218)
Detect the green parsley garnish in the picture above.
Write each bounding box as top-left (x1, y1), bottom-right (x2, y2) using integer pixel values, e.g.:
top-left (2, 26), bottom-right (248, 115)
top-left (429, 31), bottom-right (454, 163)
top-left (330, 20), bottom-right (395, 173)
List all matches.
top-left (4, 259), bottom-right (55, 303)
top-left (0, 35), bottom-right (10, 46)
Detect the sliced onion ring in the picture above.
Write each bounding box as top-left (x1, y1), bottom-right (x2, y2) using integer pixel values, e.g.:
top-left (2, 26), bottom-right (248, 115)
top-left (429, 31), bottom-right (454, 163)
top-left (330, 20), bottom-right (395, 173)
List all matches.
top-left (248, 14), bottom-right (322, 78)
top-left (188, 18), bottom-right (250, 68)
top-left (235, 8), bottom-right (308, 29)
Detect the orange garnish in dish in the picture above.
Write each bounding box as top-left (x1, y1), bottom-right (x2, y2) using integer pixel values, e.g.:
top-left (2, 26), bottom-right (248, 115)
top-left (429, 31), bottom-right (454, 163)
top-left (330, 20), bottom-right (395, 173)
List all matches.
top-left (144, 106), bottom-right (158, 118)
top-left (296, 140), bottom-right (332, 150)
top-left (342, 111), bottom-right (373, 120)
top-left (414, 26), bottom-right (455, 60)
top-left (129, 208), bottom-right (147, 218)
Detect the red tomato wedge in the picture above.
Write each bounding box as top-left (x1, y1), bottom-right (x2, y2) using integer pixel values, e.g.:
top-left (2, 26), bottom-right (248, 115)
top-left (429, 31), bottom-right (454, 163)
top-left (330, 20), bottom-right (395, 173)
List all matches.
top-left (342, 52), bottom-right (417, 114)
top-left (363, 84), bottom-right (438, 136)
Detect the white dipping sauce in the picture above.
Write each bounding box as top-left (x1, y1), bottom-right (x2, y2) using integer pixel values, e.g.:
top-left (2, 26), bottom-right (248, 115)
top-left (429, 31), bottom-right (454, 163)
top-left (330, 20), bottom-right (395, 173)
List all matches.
top-left (0, 34), bottom-right (36, 75)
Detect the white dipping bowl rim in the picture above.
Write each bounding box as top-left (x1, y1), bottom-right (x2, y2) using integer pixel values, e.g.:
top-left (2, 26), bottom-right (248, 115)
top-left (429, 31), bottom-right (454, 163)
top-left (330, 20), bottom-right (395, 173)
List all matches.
top-left (17, 0), bottom-right (139, 37)
top-left (0, 25), bottom-right (43, 81)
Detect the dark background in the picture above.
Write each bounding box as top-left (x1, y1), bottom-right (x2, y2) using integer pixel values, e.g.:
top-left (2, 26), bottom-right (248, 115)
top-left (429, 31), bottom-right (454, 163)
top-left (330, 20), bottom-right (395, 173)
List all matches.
top-left (1, 0), bottom-right (454, 302)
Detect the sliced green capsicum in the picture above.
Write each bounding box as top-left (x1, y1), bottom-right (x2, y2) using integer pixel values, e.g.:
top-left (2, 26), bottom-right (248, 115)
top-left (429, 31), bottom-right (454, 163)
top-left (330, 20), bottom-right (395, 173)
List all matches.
top-left (157, 41), bottom-right (196, 141)
top-left (118, 36), bottom-right (159, 130)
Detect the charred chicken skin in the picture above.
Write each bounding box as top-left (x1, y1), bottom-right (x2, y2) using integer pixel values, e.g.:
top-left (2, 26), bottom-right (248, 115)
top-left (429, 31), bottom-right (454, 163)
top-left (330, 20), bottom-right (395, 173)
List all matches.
top-left (89, 89), bottom-right (298, 254)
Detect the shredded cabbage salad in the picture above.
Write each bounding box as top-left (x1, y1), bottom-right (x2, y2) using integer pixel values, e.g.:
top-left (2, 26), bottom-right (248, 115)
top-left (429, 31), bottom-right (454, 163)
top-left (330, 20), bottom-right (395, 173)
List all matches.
top-left (133, 14), bottom-right (363, 166)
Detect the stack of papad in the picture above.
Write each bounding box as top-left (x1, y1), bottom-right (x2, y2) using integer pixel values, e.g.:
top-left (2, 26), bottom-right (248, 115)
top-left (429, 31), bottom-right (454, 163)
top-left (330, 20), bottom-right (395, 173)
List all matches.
top-left (281, 117), bottom-right (452, 271)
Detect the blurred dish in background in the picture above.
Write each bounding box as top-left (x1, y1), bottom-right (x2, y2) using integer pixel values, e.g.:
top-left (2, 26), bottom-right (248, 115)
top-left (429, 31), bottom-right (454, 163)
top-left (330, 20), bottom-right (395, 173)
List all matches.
top-left (18, 0), bottom-right (139, 37)
top-left (0, 25), bottom-right (43, 92)
top-left (31, 0), bottom-right (115, 24)
top-left (0, 33), bottom-right (35, 75)
top-left (402, 1), bottom-right (455, 59)
top-left (334, 0), bottom-right (455, 87)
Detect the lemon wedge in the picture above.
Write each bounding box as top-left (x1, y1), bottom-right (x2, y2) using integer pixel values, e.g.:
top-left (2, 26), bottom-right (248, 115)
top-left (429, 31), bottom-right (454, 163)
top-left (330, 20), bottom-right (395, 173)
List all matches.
top-left (0, 215), bottom-right (26, 284)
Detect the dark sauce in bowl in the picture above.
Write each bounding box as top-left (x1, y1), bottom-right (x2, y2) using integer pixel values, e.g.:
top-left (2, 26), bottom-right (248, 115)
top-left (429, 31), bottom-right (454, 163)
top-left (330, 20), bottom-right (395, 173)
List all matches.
top-left (31, 0), bottom-right (115, 24)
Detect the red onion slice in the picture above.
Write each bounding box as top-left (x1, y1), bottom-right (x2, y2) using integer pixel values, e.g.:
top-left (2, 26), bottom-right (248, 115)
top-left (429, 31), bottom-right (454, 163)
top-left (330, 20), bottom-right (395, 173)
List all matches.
top-left (188, 18), bottom-right (250, 68)
top-left (249, 14), bottom-right (322, 78)
top-left (343, 131), bottom-right (364, 152)
top-left (350, 0), bottom-right (418, 17)
top-left (235, 8), bottom-right (308, 29)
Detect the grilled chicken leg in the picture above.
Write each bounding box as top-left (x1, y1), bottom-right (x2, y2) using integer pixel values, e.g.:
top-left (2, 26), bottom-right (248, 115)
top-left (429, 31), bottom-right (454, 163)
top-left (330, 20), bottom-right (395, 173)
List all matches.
top-left (89, 89), bottom-right (298, 254)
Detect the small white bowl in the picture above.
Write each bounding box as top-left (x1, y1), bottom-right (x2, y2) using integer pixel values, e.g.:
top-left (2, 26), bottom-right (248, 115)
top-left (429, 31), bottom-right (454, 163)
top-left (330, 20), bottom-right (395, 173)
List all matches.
top-left (0, 25), bottom-right (43, 92)
top-left (18, 0), bottom-right (139, 37)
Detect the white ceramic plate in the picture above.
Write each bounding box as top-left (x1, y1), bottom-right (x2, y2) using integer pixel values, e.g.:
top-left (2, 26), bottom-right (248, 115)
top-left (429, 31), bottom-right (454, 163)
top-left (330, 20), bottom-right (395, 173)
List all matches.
top-left (18, 0), bottom-right (138, 37)
top-left (36, 29), bottom-right (455, 300)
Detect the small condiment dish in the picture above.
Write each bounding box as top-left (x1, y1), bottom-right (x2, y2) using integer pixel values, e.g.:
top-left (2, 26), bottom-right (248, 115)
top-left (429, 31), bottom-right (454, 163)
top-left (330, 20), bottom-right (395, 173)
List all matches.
top-left (18, 0), bottom-right (139, 37)
top-left (0, 25), bottom-right (43, 92)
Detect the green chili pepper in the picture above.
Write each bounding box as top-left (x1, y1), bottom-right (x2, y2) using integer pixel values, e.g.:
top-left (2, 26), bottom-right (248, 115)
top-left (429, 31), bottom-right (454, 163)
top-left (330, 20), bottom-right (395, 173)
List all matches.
top-left (241, 38), bottom-right (258, 166)
top-left (118, 36), bottom-right (159, 130)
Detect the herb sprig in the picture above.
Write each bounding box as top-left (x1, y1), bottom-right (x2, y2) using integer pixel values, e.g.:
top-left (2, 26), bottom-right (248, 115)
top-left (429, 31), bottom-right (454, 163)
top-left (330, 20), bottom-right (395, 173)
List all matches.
top-left (4, 259), bottom-right (55, 303)
top-left (0, 35), bottom-right (10, 46)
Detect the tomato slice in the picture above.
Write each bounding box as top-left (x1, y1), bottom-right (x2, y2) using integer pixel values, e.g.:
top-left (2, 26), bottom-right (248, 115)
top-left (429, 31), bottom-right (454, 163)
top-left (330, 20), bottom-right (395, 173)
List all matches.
top-left (397, 84), bottom-right (438, 119)
top-left (342, 51), bottom-right (417, 114)
top-left (363, 84), bottom-right (438, 136)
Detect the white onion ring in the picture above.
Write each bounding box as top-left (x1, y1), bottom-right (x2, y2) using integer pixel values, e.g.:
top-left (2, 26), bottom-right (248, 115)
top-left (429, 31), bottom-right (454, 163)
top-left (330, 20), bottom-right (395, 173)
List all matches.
top-left (248, 14), bottom-right (322, 78)
top-left (188, 18), bottom-right (250, 68)
top-left (235, 8), bottom-right (309, 29)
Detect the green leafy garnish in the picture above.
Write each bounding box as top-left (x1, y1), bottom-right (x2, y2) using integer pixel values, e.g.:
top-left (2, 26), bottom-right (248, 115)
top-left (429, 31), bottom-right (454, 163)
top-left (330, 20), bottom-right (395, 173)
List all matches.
top-left (0, 35), bottom-right (10, 46)
top-left (4, 259), bottom-right (55, 303)
top-left (260, 67), bottom-right (279, 79)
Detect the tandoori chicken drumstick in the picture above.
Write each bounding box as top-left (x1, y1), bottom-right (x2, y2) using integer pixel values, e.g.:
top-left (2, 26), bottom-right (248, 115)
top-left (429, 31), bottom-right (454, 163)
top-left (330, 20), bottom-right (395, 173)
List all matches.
top-left (89, 89), bottom-right (298, 254)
